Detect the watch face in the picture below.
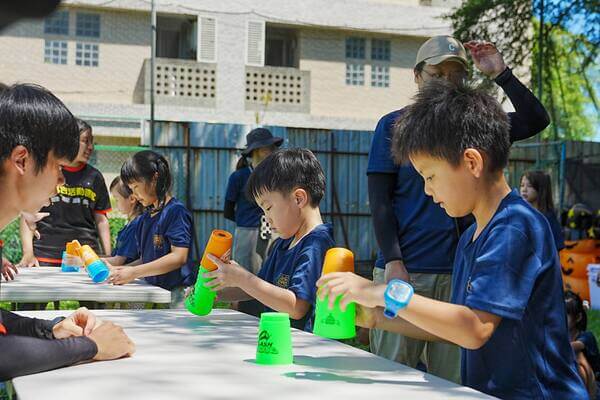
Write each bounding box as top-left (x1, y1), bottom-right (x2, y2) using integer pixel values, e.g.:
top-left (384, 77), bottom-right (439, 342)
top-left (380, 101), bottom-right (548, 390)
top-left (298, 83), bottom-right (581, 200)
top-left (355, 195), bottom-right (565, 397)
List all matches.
top-left (388, 281), bottom-right (412, 303)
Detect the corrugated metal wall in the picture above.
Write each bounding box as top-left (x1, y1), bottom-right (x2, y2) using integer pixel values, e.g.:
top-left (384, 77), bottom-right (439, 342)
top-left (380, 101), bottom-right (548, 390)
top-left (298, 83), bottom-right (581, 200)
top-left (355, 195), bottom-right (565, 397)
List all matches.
top-left (150, 122), bottom-right (379, 265)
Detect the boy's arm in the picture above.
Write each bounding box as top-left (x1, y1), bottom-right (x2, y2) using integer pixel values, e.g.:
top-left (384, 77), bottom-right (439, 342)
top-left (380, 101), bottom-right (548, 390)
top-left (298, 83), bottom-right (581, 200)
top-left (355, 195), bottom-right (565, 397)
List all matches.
top-left (17, 216), bottom-right (39, 267)
top-left (357, 306), bottom-right (443, 342)
top-left (109, 246), bottom-right (188, 285)
top-left (217, 287), bottom-right (253, 302)
top-left (94, 213), bottom-right (112, 255)
top-left (102, 255), bottom-right (127, 266)
top-left (319, 273), bottom-right (502, 350)
top-left (238, 274), bottom-right (311, 320)
top-left (204, 255), bottom-right (311, 320)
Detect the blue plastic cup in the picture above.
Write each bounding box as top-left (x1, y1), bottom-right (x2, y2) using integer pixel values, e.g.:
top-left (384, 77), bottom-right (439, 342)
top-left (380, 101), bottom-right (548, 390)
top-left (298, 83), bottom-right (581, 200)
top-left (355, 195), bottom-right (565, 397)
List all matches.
top-left (86, 259), bottom-right (110, 283)
top-left (60, 251), bottom-right (80, 272)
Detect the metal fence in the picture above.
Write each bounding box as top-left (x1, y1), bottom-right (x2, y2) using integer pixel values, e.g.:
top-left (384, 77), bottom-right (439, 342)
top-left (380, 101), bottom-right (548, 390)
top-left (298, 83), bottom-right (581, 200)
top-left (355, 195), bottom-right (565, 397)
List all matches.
top-left (89, 134), bottom-right (600, 271)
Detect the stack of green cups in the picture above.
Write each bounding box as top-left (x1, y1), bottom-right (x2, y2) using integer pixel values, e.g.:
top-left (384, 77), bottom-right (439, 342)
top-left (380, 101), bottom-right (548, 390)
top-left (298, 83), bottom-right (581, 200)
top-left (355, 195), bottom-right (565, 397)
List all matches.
top-left (314, 294), bottom-right (356, 339)
top-left (256, 312), bottom-right (293, 365)
top-left (185, 266), bottom-right (216, 316)
top-left (313, 247), bottom-right (357, 339)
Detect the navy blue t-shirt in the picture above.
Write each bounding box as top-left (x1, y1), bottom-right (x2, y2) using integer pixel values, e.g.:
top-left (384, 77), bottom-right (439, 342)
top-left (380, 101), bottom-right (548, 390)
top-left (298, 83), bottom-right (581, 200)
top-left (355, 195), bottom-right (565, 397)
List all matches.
top-left (257, 223), bottom-right (335, 332)
top-left (225, 167), bottom-right (262, 228)
top-left (543, 211), bottom-right (565, 251)
top-left (112, 216), bottom-right (142, 264)
top-left (136, 198), bottom-right (196, 290)
top-left (452, 190), bottom-right (586, 399)
top-left (368, 110), bottom-right (458, 273)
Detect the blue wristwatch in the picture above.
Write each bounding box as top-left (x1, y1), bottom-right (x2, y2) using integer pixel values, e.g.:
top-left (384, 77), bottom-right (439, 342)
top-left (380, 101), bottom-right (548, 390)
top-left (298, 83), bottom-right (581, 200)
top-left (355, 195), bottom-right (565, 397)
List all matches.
top-left (383, 279), bottom-right (414, 319)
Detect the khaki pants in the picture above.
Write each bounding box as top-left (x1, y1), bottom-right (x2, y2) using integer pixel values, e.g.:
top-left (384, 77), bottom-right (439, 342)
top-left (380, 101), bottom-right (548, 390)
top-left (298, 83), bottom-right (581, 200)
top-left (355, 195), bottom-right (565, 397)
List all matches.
top-left (369, 268), bottom-right (461, 384)
top-left (233, 227), bottom-right (264, 274)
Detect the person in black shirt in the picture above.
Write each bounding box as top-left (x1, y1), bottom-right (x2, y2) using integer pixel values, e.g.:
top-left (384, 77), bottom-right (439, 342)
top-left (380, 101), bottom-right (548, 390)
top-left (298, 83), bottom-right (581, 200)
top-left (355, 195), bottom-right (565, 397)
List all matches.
top-left (0, 83), bottom-right (134, 381)
top-left (18, 119), bottom-right (111, 268)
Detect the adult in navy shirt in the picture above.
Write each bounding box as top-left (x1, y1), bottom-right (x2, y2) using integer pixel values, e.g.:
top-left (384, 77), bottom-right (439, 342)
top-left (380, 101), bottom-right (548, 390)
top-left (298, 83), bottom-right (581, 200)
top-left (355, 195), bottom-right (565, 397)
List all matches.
top-left (520, 170), bottom-right (565, 251)
top-left (224, 128), bottom-right (282, 274)
top-left (368, 38), bottom-right (550, 382)
top-left (257, 223), bottom-right (335, 331)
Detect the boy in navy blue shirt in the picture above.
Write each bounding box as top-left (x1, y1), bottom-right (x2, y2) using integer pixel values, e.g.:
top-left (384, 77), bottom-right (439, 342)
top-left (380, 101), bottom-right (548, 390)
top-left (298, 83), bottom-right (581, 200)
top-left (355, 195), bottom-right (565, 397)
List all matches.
top-left (318, 81), bottom-right (587, 399)
top-left (205, 149), bottom-right (334, 332)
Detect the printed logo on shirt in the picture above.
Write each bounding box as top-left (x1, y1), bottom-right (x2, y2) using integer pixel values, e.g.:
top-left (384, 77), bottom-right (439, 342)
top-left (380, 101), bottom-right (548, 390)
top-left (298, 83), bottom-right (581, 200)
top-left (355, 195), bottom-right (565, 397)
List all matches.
top-left (276, 274), bottom-right (290, 289)
top-left (56, 185), bottom-right (97, 202)
top-left (153, 234), bottom-right (164, 249)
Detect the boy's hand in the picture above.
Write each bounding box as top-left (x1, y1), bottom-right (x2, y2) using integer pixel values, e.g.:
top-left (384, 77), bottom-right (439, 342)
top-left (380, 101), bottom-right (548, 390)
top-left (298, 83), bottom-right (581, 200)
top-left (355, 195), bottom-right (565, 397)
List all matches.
top-left (317, 272), bottom-right (385, 310)
top-left (109, 265), bottom-right (138, 285)
top-left (16, 252), bottom-right (39, 268)
top-left (53, 307), bottom-right (99, 338)
top-left (1, 257), bottom-right (18, 281)
top-left (203, 254), bottom-right (250, 291)
top-left (21, 211), bottom-right (50, 240)
top-left (464, 40), bottom-right (507, 79)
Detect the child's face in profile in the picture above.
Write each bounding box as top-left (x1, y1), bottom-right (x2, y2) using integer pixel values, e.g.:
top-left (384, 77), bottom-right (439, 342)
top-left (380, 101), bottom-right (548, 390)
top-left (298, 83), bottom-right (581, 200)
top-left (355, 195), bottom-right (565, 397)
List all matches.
top-left (127, 179), bottom-right (156, 207)
top-left (519, 177), bottom-right (538, 205)
top-left (75, 129), bottom-right (94, 164)
top-left (111, 188), bottom-right (136, 215)
top-left (255, 189), bottom-right (303, 240)
top-left (410, 152), bottom-right (479, 218)
top-left (19, 150), bottom-right (67, 213)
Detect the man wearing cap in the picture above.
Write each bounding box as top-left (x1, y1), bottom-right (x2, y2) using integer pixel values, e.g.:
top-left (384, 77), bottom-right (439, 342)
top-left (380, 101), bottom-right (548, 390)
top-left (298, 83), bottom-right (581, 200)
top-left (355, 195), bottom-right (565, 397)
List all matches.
top-left (225, 128), bottom-right (283, 275)
top-left (367, 36), bottom-right (550, 382)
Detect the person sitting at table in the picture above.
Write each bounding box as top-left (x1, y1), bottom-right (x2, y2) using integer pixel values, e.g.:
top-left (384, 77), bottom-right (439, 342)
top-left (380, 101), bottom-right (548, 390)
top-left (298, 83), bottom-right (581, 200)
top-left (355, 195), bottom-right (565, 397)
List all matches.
top-left (107, 151), bottom-right (196, 309)
top-left (16, 117), bottom-right (111, 311)
top-left (0, 83), bottom-right (135, 380)
top-left (103, 176), bottom-right (143, 266)
top-left (203, 149), bottom-right (335, 332)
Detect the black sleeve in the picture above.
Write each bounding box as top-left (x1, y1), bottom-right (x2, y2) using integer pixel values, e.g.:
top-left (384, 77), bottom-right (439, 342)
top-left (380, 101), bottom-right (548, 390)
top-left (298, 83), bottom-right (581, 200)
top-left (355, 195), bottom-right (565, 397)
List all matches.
top-left (1, 309), bottom-right (56, 338)
top-left (0, 335), bottom-right (98, 381)
top-left (0, 310), bottom-right (98, 381)
top-left (224, 200), bottom-right (236, 222)
top-left (495, 67), bottom-right (550, 143)
top-left (368, 173), bottom-right (403, 264)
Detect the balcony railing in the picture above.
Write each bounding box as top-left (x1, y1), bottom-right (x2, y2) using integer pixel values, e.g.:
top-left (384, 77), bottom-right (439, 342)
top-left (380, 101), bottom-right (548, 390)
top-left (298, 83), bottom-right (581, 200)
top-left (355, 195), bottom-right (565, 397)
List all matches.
top-left (245, 66), bottom-right (310, 113)
top-left (135, 58), bottom-right (216, 107)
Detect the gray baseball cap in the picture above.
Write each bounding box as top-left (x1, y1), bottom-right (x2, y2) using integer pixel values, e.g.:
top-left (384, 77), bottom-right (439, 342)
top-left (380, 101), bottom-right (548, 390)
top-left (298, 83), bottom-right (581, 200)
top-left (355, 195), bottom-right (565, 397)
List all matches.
top-left (415, 36), bottom-right (468, 69)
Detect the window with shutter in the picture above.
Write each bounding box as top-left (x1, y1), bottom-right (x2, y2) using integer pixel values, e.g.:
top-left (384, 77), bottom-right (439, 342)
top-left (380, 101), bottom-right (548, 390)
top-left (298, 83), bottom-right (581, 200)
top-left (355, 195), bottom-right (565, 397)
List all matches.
top-left (198, 16), bottom-right (216, 63)
top-left (246, 20), bottom-right (265, 66)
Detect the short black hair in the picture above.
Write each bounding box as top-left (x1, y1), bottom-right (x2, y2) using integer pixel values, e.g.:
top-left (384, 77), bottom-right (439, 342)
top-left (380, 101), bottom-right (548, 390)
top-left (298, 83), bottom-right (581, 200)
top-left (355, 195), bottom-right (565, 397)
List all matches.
top-left (565, 290), bottom-right (587, 331)
top-left (120, 150), bottom-right (172, 211)
top-left (246, 148), bottom-right (325, 207)
top-left (76, 118), bottom-right (92, 135)
top-left (392, 79), bottom-right (510, 172)
top-left (0, 83), bottom-right (79, 174)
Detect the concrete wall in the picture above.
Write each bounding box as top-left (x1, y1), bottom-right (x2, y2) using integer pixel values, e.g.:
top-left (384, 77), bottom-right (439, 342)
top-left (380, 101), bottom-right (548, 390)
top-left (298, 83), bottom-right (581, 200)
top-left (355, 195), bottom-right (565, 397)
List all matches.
top-left (0, 6), bottom-right (150, 104)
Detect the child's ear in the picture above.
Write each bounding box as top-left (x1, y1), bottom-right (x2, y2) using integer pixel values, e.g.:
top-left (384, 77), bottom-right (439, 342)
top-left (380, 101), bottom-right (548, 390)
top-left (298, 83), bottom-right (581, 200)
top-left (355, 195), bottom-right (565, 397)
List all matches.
top-left (11, 145), bottom-right (30, 176)
top-left (463, 148), bottom-right (484, 178)
top-left (293, 188), bottom-right (308, 208)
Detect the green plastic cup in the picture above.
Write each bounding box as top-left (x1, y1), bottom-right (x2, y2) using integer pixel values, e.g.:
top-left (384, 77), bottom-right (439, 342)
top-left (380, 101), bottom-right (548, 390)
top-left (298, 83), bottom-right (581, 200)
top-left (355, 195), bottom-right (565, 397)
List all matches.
top-left (256, 312), bottom-right (293, 365)
top-left (313, 294), bottom-right (356, 339)
top-left (185, 266), bottom-right (216, 316)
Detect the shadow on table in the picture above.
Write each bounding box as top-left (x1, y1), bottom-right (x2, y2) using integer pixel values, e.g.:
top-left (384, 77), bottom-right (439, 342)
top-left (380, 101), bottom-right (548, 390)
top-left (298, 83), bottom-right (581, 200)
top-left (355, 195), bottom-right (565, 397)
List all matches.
top-left (292, 355), bottom-right (407, 372)
top-left (282, 371), bottom-right (424, 385)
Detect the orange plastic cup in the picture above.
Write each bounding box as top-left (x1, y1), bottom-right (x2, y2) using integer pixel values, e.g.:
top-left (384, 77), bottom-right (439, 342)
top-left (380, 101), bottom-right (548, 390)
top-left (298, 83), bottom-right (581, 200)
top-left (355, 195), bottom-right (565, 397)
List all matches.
top-left (321, 247), bottom-right (355, 275)
top-left (65, 240), bottom-right (82, 256)
top-left (80, 245), bottom-right (100, 266)
top-left (200, 230), bottom-right (233, 271)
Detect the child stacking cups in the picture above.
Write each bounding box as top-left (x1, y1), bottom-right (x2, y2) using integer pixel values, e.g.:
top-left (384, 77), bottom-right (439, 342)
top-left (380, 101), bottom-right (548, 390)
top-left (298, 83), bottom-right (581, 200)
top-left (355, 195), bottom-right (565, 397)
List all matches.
top-left (313, 247), bottom-right (356, 339)
top-left (61, 240), bottom-right (82, 272)
top-left (185, 229), bottom-right (233, 316)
